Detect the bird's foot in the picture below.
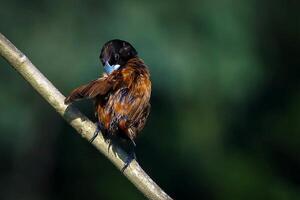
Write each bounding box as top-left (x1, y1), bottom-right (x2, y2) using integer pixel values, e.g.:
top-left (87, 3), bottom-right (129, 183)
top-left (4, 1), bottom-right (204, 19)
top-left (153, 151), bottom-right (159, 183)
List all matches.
top-left (122, 152), bottom-right (136, 172)
top-left (121, 146), bottom-right (136, 172)
top-left (90, 122), bottom-right (103, 143)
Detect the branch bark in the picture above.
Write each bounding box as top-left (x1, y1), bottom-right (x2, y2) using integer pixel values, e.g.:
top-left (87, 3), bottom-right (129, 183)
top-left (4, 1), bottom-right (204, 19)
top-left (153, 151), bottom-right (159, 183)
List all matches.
top-left (0, 33), bottom-right (173, 200)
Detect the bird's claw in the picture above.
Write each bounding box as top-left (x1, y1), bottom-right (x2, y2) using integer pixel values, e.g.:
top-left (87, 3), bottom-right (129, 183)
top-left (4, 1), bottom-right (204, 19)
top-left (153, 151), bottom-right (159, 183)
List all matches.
top-left (121, 151), bottom-right (136, 172)
top-left (90, 122), bottom-right (102, 143)
top-left (121, 157), bottom-right (133, 172)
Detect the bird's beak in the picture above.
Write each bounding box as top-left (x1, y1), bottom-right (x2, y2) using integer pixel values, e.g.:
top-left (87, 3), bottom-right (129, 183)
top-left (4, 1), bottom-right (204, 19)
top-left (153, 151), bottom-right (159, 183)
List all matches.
top-left (104, 61), bottom-right (120, 75)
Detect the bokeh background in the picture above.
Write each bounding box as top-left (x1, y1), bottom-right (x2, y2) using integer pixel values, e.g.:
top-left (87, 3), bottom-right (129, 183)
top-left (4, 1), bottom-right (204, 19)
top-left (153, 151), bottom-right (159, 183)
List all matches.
top-left (0, 0), bottom-right (299, 199)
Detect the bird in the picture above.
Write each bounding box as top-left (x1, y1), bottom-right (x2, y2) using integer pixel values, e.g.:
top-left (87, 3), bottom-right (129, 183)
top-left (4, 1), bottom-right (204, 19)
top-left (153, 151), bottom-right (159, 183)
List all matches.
top-left (64, 39), bottom-right (151, 166)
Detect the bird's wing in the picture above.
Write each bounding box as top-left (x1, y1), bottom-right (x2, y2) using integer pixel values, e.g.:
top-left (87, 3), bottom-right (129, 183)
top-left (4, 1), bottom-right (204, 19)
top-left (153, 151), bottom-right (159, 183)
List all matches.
top-left (131, 102), bottom-right (151, 134)
top-left (107, 63), bottom-right (151, 139)
top-left (64, 76), bottom-right (119, 104)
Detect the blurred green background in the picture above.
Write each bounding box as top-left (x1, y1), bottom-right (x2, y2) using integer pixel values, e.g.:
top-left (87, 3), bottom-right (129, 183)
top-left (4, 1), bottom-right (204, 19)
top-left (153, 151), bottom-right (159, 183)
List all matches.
top-left (1, 0), bottom-right (300, 199)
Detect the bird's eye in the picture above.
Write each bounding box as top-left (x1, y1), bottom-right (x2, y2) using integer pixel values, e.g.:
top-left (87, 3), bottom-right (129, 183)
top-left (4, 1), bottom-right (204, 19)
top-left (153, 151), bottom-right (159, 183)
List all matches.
top-left (114, 54), bottom-right (119, 61)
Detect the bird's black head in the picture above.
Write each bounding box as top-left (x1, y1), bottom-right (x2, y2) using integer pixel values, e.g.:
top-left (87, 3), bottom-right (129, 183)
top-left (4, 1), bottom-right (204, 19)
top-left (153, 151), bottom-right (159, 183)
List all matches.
top-left (99, 39), bottom-right (138, 74)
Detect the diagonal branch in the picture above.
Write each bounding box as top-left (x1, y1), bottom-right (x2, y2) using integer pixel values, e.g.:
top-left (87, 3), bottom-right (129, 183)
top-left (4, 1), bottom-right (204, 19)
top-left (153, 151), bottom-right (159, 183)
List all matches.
top-left (0, 33), bottom-right (172, 200)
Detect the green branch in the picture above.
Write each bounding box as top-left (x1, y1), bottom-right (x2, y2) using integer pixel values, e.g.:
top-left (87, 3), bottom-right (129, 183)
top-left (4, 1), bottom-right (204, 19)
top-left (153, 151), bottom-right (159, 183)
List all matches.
top-left (0, 33), bottom-right (172, 200)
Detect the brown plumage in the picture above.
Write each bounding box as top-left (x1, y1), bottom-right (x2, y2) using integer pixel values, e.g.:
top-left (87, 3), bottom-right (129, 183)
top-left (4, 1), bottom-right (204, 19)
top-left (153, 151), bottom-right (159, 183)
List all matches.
top-left (65, 40), bottom-right (151, 146)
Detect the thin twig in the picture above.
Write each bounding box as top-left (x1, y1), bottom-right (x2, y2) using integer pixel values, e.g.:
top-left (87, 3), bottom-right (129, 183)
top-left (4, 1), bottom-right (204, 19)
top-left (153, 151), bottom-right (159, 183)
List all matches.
top-left (0, 33), bottom-right (173, 200)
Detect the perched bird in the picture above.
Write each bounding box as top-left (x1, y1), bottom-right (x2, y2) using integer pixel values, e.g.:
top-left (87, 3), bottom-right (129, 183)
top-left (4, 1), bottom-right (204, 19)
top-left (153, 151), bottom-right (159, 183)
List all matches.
top-left (64, 39), bottom-right (151, 165)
